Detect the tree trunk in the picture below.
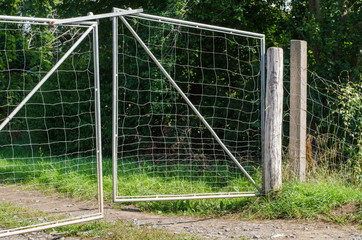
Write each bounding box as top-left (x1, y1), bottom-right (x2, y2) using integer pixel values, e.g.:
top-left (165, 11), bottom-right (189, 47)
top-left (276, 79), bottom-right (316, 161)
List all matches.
top-left (309, 0), bottom-right (321, 17)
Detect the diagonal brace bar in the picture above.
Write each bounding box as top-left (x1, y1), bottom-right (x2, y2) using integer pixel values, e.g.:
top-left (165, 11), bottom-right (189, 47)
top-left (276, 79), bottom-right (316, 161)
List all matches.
top-left (0, 25), bottom-right (94, 132)
top-left (114, 8), bottom-right (264, 39)
top-left (119, 16), bottom-right (263, 194)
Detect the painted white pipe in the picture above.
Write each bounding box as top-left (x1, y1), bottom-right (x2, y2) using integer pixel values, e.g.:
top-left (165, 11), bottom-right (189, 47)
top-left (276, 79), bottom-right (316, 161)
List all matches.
top-left (114, 193), bottom-right (260, 202)
top-left (112, 8), bottom-right (119, 202)
top-left (0, 9), bottom-right (142, 25)
top-left (92, 21), bottom-right (104, 218)
top-left (114, 7), bottom-right (264, 39)
top-left (54, 9), bottom-right (143, 25)
top-left (0, 214), bottom-right (103, 237)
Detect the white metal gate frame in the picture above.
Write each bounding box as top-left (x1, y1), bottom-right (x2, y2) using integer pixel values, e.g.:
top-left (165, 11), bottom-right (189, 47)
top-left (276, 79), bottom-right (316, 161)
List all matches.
top-left (0, 9), bottom-right (144, 237)
top-left (0, 13), bottom-right (107, 238)
top-left (0, 7), bottom-right (266, 236)
top-left (112, 8), bottom-right (266, 202)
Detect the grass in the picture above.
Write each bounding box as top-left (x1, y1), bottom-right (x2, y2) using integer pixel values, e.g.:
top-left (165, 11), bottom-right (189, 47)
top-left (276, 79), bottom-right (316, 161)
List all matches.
top-left (0, 202), bottom-right (199, 240)
top-left (0, 154), bottom-right (260, 200)
top-left (137, 173), bottom-right (361, 225)
top-left (0, 202), bottom-right (58, 228)
top-left (241, 177), bottom-right (361, 222)
top-left (54, 221), bottom-right (200, 240)
top-left (0, 153), bottom-right (361, 230)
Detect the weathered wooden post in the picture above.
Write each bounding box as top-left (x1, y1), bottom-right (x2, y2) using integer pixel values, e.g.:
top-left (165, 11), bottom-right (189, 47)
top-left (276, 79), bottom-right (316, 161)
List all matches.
top-left (289, 40), bottom-right (307, 181)
top-left (263, 47), bottom-right (283, 194)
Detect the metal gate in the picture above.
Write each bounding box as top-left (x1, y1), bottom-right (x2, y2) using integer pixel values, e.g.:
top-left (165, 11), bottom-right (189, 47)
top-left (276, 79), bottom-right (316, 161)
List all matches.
top-left (0, 9), bottom-right (147, 237)
top-left (0, 15), bottom-right (104, 237)
top-left (0, 7), bottom-right (265, 237)
top-left (112, 8), bottom-right (265, 202)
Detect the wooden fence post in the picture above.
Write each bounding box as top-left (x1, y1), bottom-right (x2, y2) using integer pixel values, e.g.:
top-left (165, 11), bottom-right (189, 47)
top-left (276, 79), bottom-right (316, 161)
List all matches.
top-left (289, 40), bottom-right (307, 181)
top-left (263, 47), bottom-right (283, 194)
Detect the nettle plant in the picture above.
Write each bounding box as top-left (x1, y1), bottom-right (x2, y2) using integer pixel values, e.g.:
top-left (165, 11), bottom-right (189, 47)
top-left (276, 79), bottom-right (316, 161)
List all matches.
top-left (335, 80), bottom-right (362, 183)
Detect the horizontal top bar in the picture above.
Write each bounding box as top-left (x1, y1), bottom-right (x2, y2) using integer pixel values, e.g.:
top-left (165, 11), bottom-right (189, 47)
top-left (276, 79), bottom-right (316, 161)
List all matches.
top-left (54, 9), bottom-right (143, 25)
top-left (0, 15), bottom-right (96, 26)
top-left (114, 193), bottom-right (261, 203)
top-left (0, 15), bottom-right (58, 24)
top-left (0, 9), bottom-right (142, 25)
top-left (115, 8), bottom-right (264, 39)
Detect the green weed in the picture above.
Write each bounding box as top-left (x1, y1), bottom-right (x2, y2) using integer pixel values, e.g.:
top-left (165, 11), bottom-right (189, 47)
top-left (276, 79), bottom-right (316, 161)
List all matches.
top-left (0, 202), bottom-right (63, 228)
top-left (0, 203), bottom-right (199, 239)
top-left (54, 221), bottom-right (200, 240)
top-left (0, 155), bottom-right (360, 226)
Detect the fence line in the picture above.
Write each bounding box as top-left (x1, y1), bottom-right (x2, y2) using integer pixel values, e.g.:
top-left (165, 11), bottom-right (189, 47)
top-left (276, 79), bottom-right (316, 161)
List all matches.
top-left (282, 48), bottom-right (361, 183)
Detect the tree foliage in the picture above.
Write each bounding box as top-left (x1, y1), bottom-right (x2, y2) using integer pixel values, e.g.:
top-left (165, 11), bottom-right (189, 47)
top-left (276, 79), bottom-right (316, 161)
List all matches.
top-left (289, 0), bottom-right (361, 82)
top-left (0, 1), bottom-right (96, 155)
top-left (0, 0), bottom-right (360, 158)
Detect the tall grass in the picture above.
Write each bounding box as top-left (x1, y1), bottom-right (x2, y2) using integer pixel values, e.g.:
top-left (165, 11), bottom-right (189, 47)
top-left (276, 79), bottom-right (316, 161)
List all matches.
top-left (139, 174), bottom-right (361, 222)
top-left (54, 221), bottom-right (200, 240)
top-left (0, 154), bottom-right (259, 200)
top-left (56, 221), bottom-right (199, 240)
top-left (0, 202), bottom-right (199, 240)
top-left (0, 202), bottom-right (64, 228)
top-left (0, 154), bottom-right (360, 225)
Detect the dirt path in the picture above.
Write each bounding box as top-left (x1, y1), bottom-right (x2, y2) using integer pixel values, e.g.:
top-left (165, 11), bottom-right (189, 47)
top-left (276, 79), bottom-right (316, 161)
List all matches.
top-left (106, 205), bottom-right (361, 239)
top-left (1, 186), bottom-right (361, 240)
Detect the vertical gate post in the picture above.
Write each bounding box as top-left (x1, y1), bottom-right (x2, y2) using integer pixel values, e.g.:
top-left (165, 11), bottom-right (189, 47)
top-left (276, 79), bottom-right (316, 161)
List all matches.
top-left (263, 47), bottom-right (283, 194)
top-left (112, 8), bottom-right (119, 202)
top-left (289, 40), bottom-right (307, 181)
top-left (92, 19), bottom-right (104, 215)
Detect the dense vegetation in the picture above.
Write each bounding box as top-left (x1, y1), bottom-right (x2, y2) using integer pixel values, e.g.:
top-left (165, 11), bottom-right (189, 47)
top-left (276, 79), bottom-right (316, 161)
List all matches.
top-left (0, 0), bottom-right (360, 175)
top-left (0, 2), bottom-right (360, 237)
top-left (62, 0), bottom-right (362, 162)
top-left (0, 156), bottom-right (360, 226)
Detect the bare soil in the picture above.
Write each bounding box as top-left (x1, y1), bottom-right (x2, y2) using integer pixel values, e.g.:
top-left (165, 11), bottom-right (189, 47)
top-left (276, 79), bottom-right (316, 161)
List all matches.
top-left (1, 186), bottom-right (361, 240)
